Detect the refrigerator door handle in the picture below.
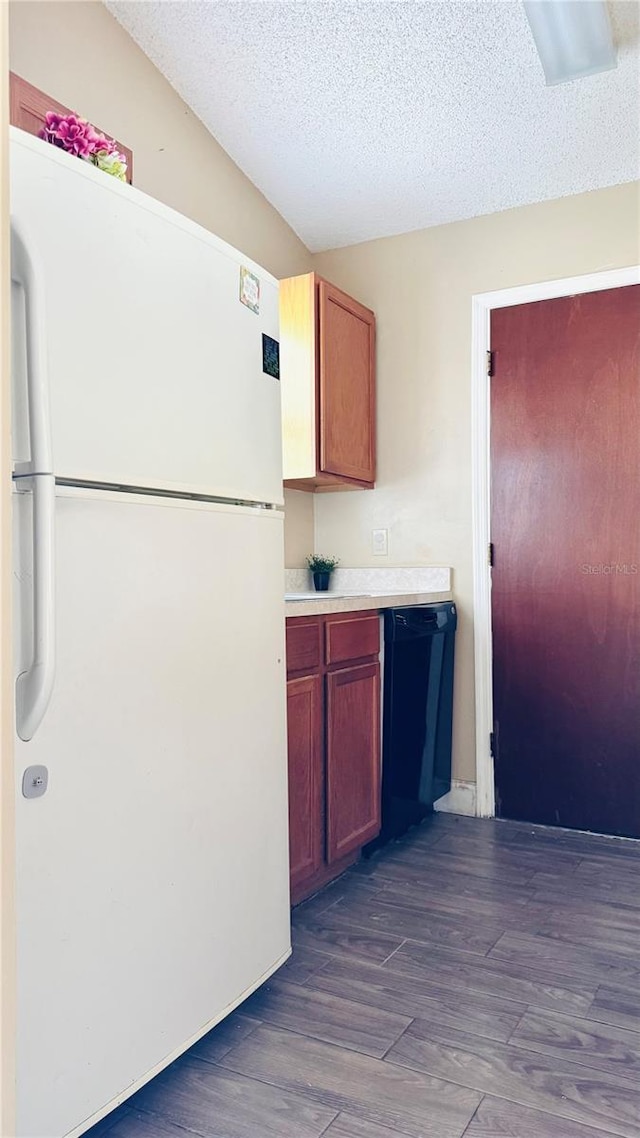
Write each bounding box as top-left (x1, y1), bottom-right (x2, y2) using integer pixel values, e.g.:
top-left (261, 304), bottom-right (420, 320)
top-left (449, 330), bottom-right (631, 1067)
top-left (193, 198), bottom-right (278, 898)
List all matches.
top-left (11, 219), bottom-right (53, 476)
top-left (16, 475), bottom-right (56, 741)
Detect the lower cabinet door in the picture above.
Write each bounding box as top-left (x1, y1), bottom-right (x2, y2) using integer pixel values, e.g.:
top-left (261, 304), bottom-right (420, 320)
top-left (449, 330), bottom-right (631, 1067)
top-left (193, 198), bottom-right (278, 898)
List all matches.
top-left (326, 662), bottom-right (381, 863)
top-left (286, 674), bottom-right (324, 890)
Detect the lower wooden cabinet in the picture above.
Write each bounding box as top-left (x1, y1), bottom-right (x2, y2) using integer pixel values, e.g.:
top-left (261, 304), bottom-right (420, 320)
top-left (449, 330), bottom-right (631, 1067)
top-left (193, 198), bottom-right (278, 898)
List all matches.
top-left (326, 662), bottom-right (381, 862)
top-left (286, 611), bottom-right (381, 904)
top-left (286, 674), bottom-right (323, 891)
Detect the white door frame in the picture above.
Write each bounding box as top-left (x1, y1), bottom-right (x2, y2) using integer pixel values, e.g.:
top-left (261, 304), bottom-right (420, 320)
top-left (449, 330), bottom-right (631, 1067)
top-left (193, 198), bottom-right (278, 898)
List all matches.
top-left (471, 264), bottom-right (640, 818)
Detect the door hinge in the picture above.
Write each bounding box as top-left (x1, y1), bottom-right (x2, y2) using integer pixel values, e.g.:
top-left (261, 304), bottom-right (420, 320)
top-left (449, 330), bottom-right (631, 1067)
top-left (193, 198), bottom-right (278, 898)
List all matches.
top-left (486, 350), bottom-right (495, 377)
top-left (490, 731), bottom-right (496, 758)
top-left (488, 542), bottom-right (494, 567)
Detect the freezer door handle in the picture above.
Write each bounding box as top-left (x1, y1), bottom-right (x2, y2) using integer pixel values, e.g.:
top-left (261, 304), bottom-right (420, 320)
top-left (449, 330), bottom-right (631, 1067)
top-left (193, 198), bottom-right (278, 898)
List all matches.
top-left (16, 476), bottom-right (56, 741)
top-left (11, 219), bottom-right (53, 476)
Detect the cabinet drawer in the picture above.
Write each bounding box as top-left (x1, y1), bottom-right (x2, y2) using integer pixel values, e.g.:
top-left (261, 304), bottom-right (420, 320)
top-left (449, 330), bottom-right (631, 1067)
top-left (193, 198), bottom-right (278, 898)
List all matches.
top-left (325, 612), bottom-right (379, 666)
top-left (286, 617), bottom-right (323, 675)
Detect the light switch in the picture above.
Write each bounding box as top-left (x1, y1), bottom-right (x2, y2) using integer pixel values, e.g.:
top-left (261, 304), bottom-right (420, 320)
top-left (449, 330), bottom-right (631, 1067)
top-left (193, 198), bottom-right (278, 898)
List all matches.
top-left (372, 528), bottom-right (388, 556)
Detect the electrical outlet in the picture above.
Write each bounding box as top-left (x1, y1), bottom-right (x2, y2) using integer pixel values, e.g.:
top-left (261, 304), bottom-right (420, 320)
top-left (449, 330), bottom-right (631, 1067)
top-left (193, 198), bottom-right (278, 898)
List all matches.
top-left (372, 528), bottom-right (388, 556)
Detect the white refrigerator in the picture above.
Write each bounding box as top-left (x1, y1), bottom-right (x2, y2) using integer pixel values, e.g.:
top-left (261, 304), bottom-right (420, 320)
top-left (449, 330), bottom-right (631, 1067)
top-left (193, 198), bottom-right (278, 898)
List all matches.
top-left (10, 128), bottom-right (291, 1138)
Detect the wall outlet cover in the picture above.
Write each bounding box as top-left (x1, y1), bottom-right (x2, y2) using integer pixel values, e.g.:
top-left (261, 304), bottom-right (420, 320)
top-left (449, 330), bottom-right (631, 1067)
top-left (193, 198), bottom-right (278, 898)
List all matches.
top-left (372, 528), bottom-right (388, 556)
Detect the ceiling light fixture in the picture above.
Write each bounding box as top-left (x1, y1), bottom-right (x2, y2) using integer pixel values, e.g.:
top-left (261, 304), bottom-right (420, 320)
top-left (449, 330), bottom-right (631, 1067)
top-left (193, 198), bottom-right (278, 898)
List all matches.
top-left (523, 0), bottom-right (617, 86)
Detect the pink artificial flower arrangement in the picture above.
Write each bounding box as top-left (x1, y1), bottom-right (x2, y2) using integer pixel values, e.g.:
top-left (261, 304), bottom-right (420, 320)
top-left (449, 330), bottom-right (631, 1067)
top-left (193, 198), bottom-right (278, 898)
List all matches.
top-left (40, 112), bottom-right (128, 181)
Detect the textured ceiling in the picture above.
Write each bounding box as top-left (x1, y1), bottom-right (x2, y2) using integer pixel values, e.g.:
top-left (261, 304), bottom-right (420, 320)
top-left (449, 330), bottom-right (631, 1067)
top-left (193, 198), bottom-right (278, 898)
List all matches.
top-left (106, 1), bottom-right (640, 252)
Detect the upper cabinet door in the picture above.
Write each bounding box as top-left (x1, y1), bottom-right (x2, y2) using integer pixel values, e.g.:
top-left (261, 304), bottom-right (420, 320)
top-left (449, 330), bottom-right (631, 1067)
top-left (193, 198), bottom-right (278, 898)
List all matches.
top-left (319, 281), bottom-right (376, 485)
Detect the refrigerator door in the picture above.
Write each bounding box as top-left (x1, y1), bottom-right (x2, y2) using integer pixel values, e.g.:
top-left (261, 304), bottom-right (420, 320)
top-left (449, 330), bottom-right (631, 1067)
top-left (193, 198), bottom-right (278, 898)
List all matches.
top-left (10, 129), bottom-right (283, 505)
top-left (13, 486), bottom-right (290, 1138)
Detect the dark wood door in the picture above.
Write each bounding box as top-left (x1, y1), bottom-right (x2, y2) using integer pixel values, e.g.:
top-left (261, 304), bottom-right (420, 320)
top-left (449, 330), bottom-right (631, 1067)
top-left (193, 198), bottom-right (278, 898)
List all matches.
top-left (326, 662), bottom-right (381, 861)
top-left (319, 280), bottom-right (376, 485)
top-left (286, 674), bottom-right (323, 890)
top-left (491, 286), bottom-right (640, 837)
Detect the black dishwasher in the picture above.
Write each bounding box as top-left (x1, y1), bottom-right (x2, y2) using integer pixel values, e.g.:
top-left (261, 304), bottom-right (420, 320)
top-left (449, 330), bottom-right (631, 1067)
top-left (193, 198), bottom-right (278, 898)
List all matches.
top-left (366, 602), bottom-right (457, 852)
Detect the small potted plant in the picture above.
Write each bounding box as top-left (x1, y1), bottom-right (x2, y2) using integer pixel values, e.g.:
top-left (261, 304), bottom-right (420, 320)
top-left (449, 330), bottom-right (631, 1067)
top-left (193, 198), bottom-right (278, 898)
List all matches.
top-left (307, 554), bottom-right (339, 592)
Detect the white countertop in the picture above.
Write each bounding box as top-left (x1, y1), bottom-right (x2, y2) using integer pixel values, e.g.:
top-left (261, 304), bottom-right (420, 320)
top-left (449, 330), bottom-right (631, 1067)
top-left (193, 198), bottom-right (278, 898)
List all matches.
top-left (284, 590), bottom-right (454, 617)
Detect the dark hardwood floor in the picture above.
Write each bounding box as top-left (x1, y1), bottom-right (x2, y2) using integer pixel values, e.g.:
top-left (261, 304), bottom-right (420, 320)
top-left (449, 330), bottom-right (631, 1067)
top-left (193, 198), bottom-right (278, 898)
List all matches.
top-left (88, 814), bottom-right (640, 1138)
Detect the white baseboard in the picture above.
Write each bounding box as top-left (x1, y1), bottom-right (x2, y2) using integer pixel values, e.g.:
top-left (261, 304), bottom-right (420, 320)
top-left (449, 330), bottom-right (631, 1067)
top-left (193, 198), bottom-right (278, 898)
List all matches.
top-left (434, 779), bottom-right (477, 817)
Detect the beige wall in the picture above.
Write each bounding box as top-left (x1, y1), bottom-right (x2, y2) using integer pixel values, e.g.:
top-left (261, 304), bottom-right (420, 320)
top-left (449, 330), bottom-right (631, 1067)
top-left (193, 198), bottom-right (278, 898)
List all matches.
top-left (314, 183), bottom-right (640, 785)
top-left (283, 488), bottom-right (314, 568)
top-left (9, 0), bottom-right (314, 563)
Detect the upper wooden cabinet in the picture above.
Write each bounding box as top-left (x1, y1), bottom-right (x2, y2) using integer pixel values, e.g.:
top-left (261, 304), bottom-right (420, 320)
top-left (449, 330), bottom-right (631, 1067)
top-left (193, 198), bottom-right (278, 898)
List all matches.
top-left (280, 274), bottom-right (376, 491)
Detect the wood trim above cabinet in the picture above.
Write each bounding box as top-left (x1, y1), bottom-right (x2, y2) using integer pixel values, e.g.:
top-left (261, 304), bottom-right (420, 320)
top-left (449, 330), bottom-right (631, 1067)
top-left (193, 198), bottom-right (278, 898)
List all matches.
top-left (10, 73), bottom-right (134, 183)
